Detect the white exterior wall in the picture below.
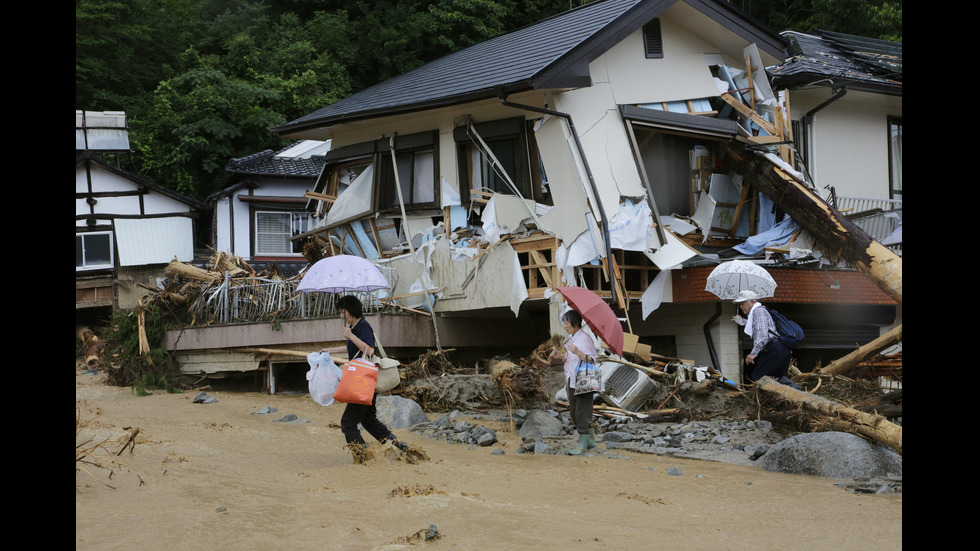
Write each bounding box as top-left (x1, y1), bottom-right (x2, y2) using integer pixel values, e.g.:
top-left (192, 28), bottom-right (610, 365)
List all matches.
top-left (76, 164), bottom-right (195, 227)
top-left (790, 89), bottom-right (902, 199)
top-left (216, 180), bottom-right (317, 260)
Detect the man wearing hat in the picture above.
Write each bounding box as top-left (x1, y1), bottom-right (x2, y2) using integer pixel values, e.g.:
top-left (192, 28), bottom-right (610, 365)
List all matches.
top-left (732, 290), bottom-right (800, 388)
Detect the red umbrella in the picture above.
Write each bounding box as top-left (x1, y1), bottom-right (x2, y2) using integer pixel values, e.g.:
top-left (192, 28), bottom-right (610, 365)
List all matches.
top-left (556, 286), bottom-right (624, 357)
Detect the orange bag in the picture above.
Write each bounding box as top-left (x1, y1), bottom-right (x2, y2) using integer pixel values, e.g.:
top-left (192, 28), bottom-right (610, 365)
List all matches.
top-left (333, 357), bottom-right (378, 405)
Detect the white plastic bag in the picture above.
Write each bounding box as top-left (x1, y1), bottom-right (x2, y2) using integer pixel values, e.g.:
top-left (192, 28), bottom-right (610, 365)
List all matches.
top-left (306, 352), bottom-right (342, 406)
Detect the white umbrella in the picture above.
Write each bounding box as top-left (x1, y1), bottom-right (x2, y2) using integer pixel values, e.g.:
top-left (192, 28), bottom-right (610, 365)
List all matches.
top-left (704, 259), bottom-right (777, 300)
top-left (297, 255), bottom-right (390, 294)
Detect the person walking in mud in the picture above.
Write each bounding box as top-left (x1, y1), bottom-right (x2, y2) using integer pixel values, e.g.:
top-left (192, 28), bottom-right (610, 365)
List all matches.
top-left (549, 309), bottom-right (598, 455)
top-left (322, 295), bottom-right (408, 461)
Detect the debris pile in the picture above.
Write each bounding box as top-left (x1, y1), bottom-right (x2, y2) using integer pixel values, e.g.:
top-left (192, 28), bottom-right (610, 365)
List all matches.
top-left (393, 335), bottom-right (901, 460)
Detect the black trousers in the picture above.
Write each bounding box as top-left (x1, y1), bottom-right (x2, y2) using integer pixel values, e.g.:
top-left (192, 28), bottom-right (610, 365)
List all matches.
top-left (749, 338), bottom-right (792, 381)
top-left (340, 393), bottom-right (392, 445)
top-left (566, 383), bottom-right (595, 434)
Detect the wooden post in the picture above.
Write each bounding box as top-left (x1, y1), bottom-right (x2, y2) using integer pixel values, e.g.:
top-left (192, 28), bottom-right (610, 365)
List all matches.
top-left (817, 324), bottom-right (902, 376)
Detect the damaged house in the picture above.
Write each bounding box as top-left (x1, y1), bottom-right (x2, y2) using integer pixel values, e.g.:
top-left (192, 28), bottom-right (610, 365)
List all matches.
top-left (165, 0), bottom-right (901, 389)
top-left (207, 139), bottom-right (330, 272)
top-left (76, 110), bottom-right (203, 315)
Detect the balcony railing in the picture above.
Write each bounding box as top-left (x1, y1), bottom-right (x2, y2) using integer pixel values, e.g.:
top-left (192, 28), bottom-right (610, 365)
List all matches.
top-left (834, 195), bottom-right (902, 214)
top-left (834, 196), bottom-right (902, 256)
top-left (190, 277), bottom-right (392, 325)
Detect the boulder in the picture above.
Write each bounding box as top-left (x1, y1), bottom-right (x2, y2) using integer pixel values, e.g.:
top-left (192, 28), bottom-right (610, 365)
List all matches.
top-left (375, 396), bottom-right (430, 429)
top-left (759, 431), bottom-right (902, 478)
top-left (519, 409), bottom-right (563, 440)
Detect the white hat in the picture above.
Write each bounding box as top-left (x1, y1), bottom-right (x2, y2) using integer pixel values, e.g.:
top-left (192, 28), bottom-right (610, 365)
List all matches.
top-left (732, 289), bottom-right (760, 303)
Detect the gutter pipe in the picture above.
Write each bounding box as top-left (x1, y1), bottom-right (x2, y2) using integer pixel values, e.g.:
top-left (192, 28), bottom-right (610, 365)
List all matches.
top-left (802, 84), bottom-right (847, 185)
top-left (496, 89), bottom-right (616, 303)
top-left (703, 301), bottom-right (722, 372)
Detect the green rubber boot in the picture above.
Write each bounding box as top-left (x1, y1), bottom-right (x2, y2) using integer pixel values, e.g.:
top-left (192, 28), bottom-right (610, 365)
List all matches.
top-left (568, 433), bottom-right (590, 455)
top-left (587, 428), bottom-right (597, 449)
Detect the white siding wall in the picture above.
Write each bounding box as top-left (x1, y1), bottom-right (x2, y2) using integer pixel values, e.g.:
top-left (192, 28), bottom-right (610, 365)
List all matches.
top-left (790, 89), bottom-right (902, 200)
top-left (222, 181), bottom-right (315, 260)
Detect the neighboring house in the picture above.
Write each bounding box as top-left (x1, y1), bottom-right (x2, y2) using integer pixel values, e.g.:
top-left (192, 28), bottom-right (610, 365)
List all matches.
top-left (208, 140), bottom-right (329, 269)
top-left (770, 29), bottom-right (902, 253)
top-left (76, 110), bottom-right (203, 313)
top-left (169, 0), bottom-right (901, 387)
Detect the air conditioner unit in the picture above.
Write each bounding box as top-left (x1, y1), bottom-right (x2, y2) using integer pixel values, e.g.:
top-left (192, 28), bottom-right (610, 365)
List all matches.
top-left (598, 361), bottom-right (659, 412)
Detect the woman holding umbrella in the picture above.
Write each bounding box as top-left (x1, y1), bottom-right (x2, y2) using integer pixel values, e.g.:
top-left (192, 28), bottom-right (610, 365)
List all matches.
top-left (321, 295), bottom-right (408, 459)
top-left (549, 309), bottom-right (599, 455)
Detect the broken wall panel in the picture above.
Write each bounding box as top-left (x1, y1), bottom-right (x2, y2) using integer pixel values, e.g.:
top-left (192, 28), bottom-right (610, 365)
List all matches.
top-left (553, 81), bottom-right (646, 209)
top-left (532, 114), bottom-right (593, 245)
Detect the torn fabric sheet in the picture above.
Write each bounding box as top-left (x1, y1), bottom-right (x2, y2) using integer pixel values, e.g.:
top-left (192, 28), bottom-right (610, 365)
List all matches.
top-left (757, 193), bottom-right (776, 234)
top-left (509, 249), bottom-right (528, 317)
top-left (733, 216), bottom-right (799, 255)
top-left (441, 176), bottom-right (461, 207)
top-left (641, 268), bottom-right (672, 320)
top-left (608, 199), bottom-right (656, 252)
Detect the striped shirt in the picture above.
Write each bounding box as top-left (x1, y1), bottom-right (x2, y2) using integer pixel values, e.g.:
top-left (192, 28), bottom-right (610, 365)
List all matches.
top-left (747, 304), bottom-right (779, 356)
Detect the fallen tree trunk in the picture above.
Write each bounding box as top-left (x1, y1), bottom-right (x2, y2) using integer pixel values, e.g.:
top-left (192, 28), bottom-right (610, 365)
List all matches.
top-left (817, 324), bottom-right (902, 376)
top-left (731, 144), bottom-right (902, 305)
top-left (756, 376), bottom-right (902, 455)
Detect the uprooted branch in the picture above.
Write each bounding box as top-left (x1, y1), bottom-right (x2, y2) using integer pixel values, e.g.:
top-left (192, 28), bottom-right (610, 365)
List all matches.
top-left (76, 407), bottom-right (146, 490)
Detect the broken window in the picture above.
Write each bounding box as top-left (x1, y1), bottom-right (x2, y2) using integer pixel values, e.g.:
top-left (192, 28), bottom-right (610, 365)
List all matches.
top-left (888, 116), bottom-right (902, 200)
top-left (454, 117), bottom-right (545, 206)
top-left (76, 231), bottom-right (113, 270)
top-left (376, 130), bottom-right (438, 212)
top-left (255, 211), bottom-right (309, 256)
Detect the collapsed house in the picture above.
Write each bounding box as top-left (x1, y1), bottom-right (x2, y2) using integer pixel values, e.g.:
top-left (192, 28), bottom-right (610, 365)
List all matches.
top-left (163, 0), bottom-right (901, 390)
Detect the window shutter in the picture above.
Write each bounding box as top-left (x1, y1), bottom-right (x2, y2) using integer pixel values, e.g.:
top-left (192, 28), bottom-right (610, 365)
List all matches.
top-left (643, 19), bottom-right (663, 59)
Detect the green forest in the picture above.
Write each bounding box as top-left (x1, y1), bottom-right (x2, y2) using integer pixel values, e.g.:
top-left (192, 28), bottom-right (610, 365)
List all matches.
top-left (76, 0), bottom-right (901, 202)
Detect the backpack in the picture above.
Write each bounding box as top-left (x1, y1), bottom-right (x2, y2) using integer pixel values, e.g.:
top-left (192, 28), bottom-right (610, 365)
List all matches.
top-left (766, 307), bottom-right (805, 348)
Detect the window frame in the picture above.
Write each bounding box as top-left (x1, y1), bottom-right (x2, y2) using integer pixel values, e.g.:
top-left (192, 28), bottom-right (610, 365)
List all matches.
top-left (454, 117), bottom-right (542, 206)
top-left (75, 231), bottom-right (114, 271)
top-left (253, 209), bottom-right (311, 257)
top-left (374, 130), bottom-right (440, 213)
top-left (887, 116), bottom-right (902, 200)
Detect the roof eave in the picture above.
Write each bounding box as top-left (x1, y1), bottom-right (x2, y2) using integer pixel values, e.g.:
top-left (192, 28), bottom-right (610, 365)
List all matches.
top-left (272, 81), bottom-right (541, 138)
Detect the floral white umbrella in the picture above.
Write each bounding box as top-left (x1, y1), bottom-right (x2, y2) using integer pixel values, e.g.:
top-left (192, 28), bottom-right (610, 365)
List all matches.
top-left (704, 259), bottom-right (777, 300)
top-left (297, 255), bottom-right (390, 294)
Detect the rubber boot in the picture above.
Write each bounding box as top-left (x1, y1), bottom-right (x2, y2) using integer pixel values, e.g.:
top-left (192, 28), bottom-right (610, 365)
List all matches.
top-left (568, 433), bottom-right (590, 455)
top-left (587, 428), bottom-right (597, 449)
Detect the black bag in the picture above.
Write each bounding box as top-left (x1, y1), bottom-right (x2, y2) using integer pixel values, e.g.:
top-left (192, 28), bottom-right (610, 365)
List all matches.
top-left (766, 307), bottom-right (805, 348)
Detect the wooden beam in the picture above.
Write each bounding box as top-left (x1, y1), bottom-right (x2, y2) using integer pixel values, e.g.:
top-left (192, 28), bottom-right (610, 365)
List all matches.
top-left (719, 93), bottom-right (778, 136)
top-left (304, 190), bottom-right (337, 203)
